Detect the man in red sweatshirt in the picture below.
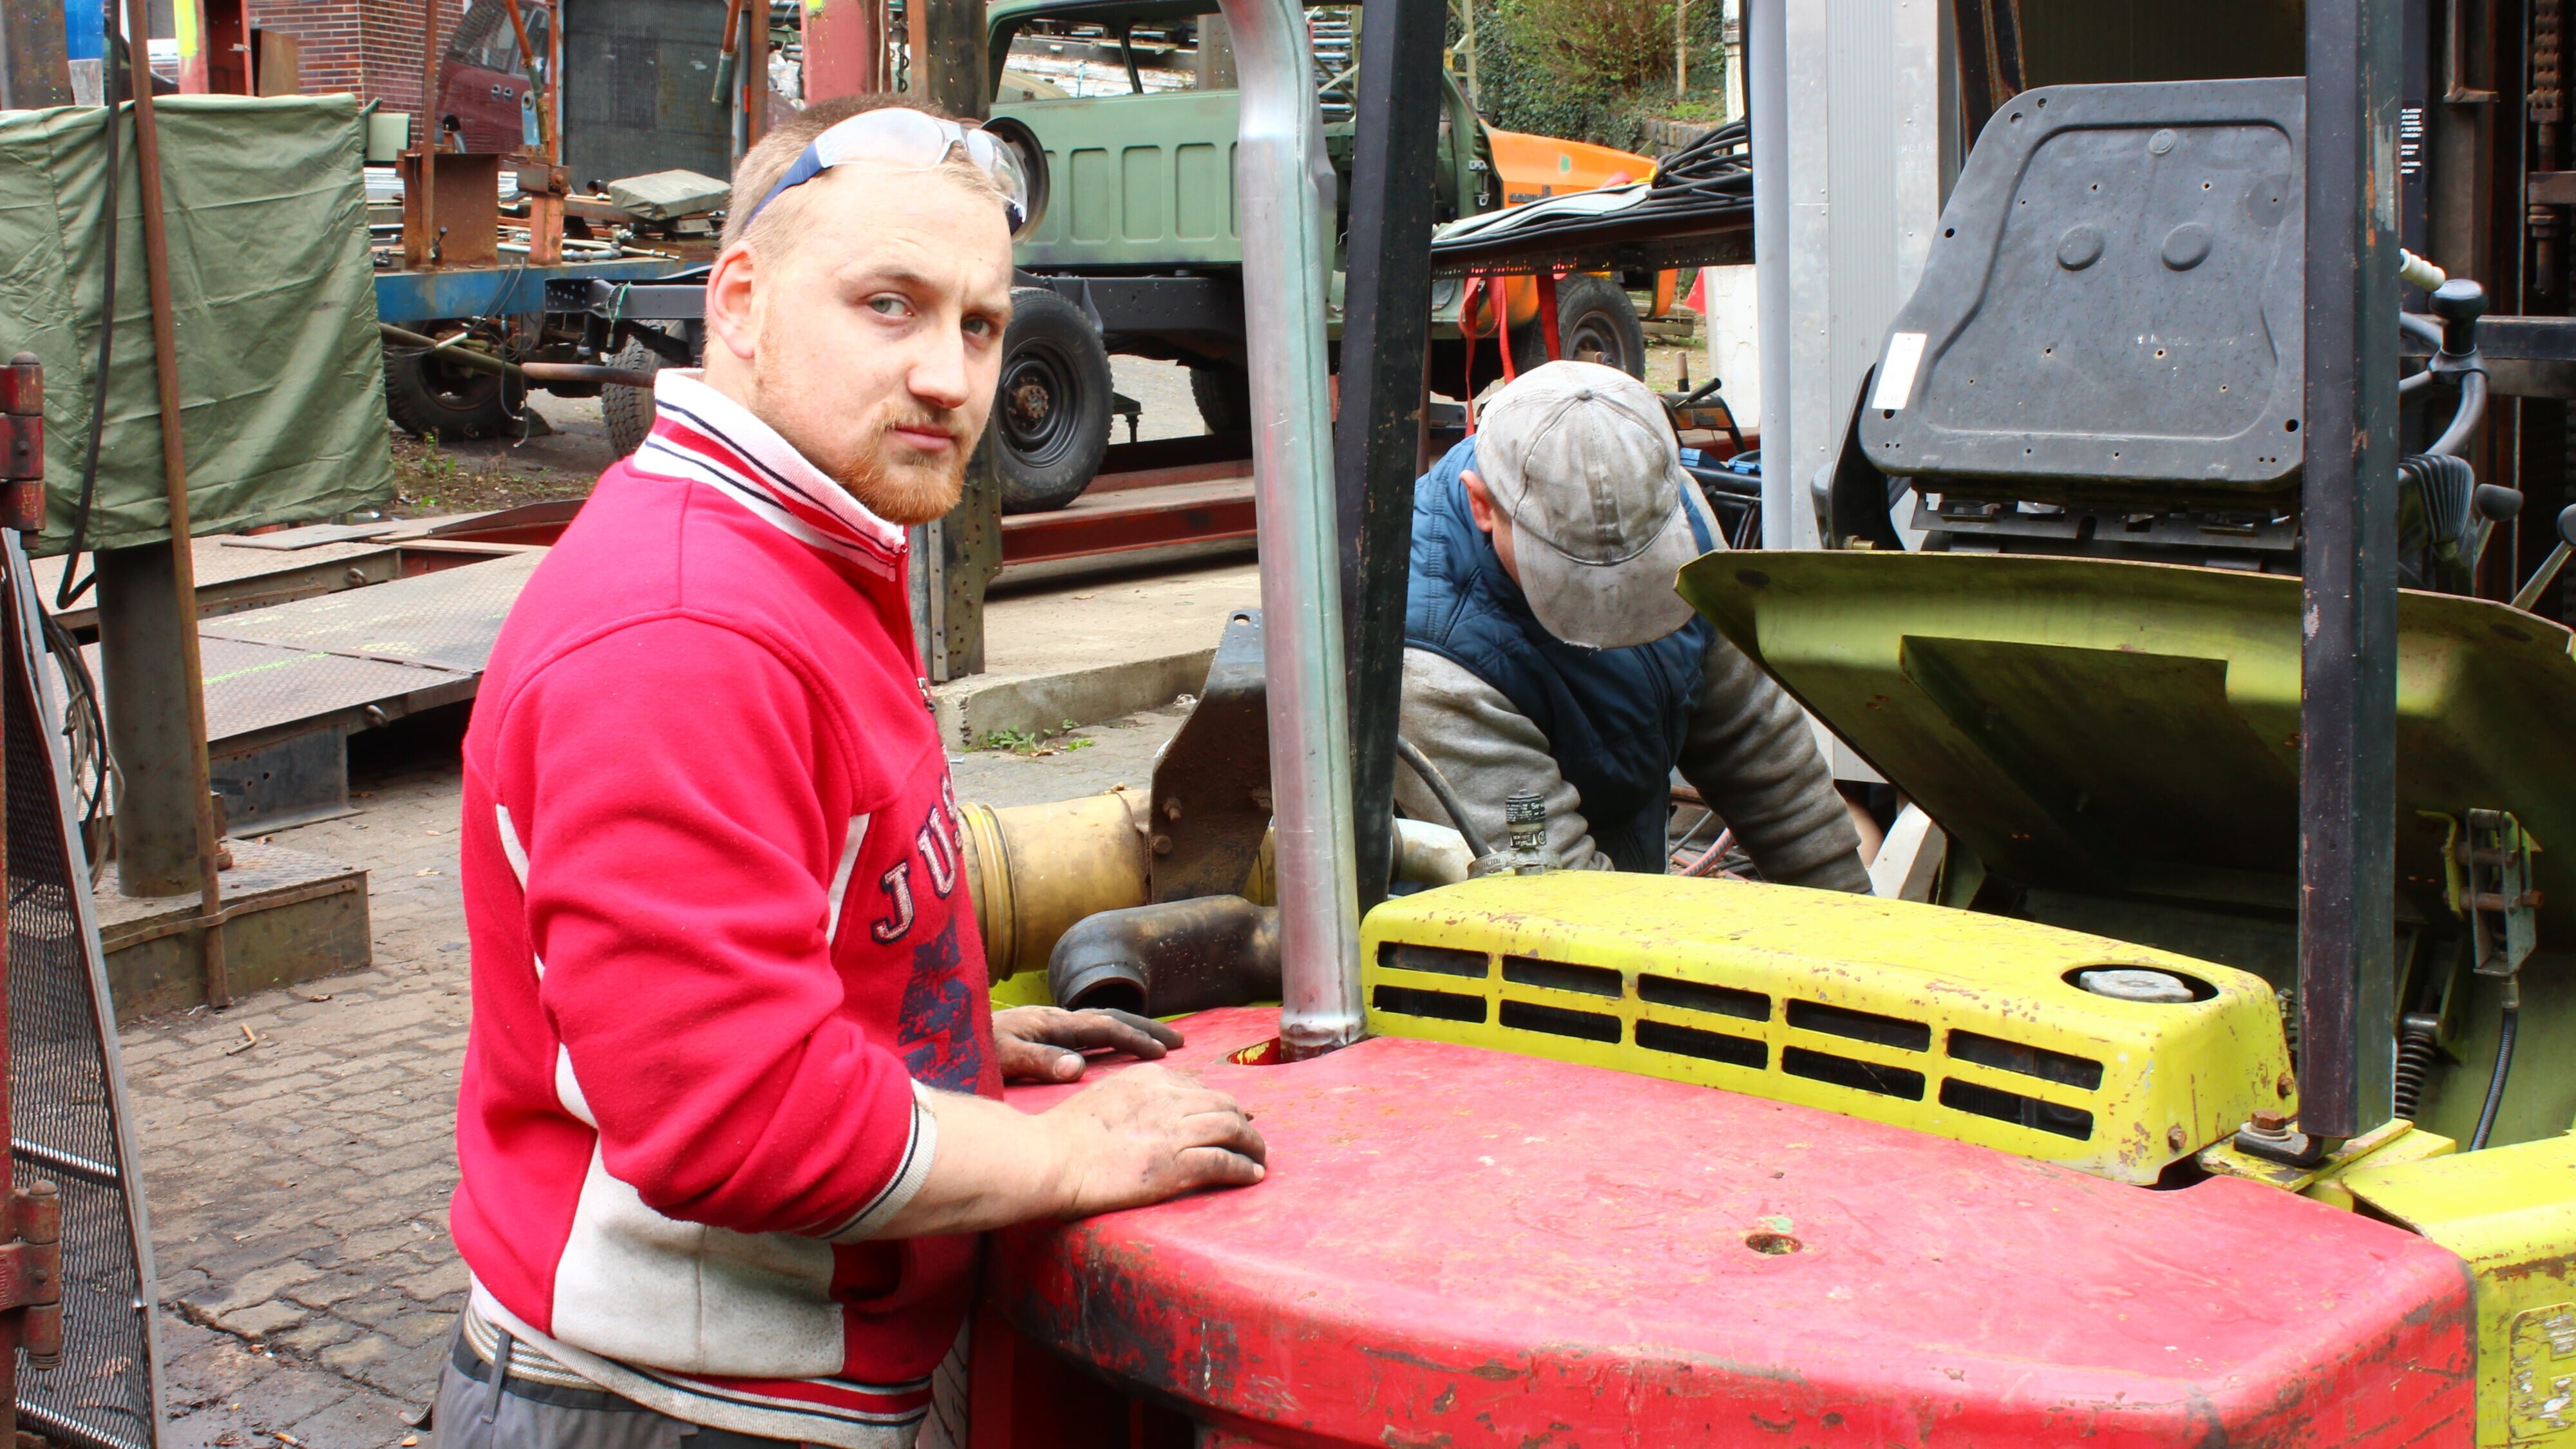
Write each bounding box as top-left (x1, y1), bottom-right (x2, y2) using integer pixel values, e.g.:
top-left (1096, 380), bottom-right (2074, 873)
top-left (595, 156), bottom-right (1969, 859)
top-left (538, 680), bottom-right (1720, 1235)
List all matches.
top-left (436, 96), bottom-right (1268, 1449)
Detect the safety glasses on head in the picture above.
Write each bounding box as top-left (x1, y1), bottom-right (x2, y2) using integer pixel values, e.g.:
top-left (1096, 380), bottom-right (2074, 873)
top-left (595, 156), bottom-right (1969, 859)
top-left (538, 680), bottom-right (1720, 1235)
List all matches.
top-left (740, 108), bottom-right (1035, 238)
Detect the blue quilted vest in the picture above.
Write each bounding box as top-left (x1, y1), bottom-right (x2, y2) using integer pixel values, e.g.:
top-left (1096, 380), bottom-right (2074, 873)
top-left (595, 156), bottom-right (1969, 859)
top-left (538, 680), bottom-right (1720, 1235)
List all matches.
top-left (1403, 438), bottom-right (1714, 873)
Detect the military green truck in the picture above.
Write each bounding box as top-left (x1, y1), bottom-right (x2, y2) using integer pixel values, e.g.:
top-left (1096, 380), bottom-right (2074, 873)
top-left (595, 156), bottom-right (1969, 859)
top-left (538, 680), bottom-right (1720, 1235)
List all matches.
top-left (985, 0), bottom-right (1664, 511)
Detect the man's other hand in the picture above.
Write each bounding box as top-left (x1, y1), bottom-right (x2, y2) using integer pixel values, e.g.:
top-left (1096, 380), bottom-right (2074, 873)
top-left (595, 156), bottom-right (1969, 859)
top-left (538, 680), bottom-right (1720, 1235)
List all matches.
top-left (993, 1005), bottom-right (1182, 1083)
top-left (1044, 1063), bottom-right (1267, 1214)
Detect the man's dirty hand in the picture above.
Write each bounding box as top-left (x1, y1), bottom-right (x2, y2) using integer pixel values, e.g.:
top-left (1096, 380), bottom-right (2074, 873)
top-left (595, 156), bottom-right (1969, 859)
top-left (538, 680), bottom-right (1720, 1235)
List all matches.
top-left (1044, 1063), bottom-right (1267, 1214)
top-left (994, 1005), bottom-right (1183, 1083)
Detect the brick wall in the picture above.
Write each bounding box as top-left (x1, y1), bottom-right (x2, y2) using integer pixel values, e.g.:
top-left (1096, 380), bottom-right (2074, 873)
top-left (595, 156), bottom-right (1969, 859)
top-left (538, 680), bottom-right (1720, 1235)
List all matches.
top-left (250, 0), bottom-right (465, 116)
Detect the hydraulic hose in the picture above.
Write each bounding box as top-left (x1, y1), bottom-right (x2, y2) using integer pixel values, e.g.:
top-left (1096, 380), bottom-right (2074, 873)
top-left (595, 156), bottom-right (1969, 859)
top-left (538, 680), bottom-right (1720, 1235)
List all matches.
top-left (1394, 734), bottom-right (1492, 858)
top-left (2470, 981), bottom-right (2520, 1151)
top-left (2429, 369), bottom-right (2488, 459)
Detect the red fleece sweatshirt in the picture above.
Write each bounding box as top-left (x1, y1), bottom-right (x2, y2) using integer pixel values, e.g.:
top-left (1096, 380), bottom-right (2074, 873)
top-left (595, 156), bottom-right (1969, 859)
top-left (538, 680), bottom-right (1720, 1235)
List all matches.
top-left (450, 372), bottom-right (997, 1448)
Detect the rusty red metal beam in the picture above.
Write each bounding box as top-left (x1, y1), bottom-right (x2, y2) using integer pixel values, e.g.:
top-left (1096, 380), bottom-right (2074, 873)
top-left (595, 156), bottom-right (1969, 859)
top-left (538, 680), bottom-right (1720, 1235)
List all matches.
top-left (1000, 477), bottom-right (1256, 567)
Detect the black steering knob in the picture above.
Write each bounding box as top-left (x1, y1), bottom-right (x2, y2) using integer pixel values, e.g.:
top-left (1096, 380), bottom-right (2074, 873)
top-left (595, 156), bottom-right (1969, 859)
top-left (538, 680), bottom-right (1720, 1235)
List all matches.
top-left (2476, 483), bottom-right (2524, 523)
top-left (2559, 502), bottom-right (2576, 549)
top-left (2430, 278), bottom-right (2488, 356)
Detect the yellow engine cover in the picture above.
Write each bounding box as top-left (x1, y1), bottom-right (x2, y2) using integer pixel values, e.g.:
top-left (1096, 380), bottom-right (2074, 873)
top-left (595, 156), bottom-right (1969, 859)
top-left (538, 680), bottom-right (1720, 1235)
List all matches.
top-left (2347, 1132), bottom-right (2576, 1447)
top-left (1360, 873), bottom-right (2294, 1184)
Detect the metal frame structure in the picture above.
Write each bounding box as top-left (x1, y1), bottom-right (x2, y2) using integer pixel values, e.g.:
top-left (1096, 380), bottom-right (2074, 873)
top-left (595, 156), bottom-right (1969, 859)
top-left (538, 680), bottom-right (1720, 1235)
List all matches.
top-left (2300, 0), bottom-right (2404, 1142)
top-left (1218, 0), bottom-right (1362, 1057)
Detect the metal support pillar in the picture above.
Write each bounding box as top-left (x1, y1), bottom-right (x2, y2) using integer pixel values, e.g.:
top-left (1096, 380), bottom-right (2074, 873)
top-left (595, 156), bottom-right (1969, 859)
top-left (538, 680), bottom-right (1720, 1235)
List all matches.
top-left (93, 547), bottom-right (202, 898)
top-left (912, 0), bottom-right (1001, 682)
top-left (1747, 0), bottom-right (1794, 546)
top-left (1222, 0), bottom-right (1363, 1056)
top-left (2299, 0), bottom-right (2403, 1142)
top-left (1335, 0), bottom-right (1447, 912)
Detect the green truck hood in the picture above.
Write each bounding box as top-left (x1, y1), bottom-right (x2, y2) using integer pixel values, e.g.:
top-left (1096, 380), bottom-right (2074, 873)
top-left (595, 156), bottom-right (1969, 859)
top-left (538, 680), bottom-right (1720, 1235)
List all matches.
top-left (1675, 551), bottom-right (2576, 945)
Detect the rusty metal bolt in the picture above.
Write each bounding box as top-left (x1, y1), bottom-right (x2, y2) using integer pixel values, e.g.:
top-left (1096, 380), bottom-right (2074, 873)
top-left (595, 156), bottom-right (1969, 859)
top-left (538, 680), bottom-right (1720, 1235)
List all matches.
top-left (2250, 1109), bottom-right (2291, 1134)
top-left (2277, 1070), bottom-right (2297, 1099)
top-left (1150, 834), bottom-right (1173, 856)
top-left (2166, 1124), bottom-right (2188, 1153)
top-left (11, 1182), bottom-right (57, 1247)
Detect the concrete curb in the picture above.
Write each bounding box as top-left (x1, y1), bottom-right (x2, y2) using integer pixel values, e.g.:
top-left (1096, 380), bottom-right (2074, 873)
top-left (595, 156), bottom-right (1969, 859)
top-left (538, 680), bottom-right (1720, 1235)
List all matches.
top-left (933, 647), bottom-right (1216, 752)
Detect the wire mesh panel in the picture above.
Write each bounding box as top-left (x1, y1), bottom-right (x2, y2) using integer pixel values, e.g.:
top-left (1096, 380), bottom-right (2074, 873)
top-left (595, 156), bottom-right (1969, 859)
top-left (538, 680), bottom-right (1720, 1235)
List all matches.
top-left (2, 544), bottom-right (159, 1449)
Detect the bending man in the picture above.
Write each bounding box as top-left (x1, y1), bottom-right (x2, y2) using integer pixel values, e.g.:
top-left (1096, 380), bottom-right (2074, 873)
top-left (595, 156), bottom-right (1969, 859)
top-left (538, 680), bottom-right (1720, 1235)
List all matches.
top-left (1397, 361), bottom-right (1868, 888)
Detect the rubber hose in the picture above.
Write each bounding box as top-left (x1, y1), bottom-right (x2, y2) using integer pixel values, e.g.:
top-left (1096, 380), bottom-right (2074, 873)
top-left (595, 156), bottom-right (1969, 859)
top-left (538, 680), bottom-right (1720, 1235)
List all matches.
top-left (2470, 996), bottom-right (2519, 1151)
top-left (2430, 370), bottom-right (2489, 459)
top-left (1394, 735), bottom-right (1492, 858)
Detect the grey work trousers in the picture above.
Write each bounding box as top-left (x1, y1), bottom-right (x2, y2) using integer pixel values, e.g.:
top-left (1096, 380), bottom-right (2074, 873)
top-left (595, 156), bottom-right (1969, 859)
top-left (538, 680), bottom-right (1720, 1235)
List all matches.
top-left (431, 1328), bottom-right (816, 1449)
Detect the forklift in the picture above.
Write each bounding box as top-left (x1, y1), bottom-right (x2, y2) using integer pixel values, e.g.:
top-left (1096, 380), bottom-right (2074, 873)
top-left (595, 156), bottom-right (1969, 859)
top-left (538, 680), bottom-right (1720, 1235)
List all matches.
top-left (941, 0), bottom-right (2576, 1441)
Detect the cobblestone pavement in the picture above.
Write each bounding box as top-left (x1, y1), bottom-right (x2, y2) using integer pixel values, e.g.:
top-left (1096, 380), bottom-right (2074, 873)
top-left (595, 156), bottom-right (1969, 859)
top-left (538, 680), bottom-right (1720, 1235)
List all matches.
top-left (125, 703), bottom-right (1188, 1448)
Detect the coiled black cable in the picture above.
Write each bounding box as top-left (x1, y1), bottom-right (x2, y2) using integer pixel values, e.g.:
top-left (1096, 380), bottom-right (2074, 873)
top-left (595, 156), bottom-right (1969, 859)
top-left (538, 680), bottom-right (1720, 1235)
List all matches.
top-left (1428, 118), bottom-right (1754, 264)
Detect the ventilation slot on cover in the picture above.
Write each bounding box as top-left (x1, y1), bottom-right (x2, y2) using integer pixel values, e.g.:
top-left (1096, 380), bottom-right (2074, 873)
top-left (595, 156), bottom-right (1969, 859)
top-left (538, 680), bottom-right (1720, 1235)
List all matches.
top-left (1372, 985), bottom-right (1488, 1023)
top-left (1946, 1029), bottom-right (2105, 1090)
top-left (1502, 956), bottom-right (1623, 998)
top-left (1940, 1077), bottom-right (2095, 1141)
top-left (1637, 1018), bottom-right (1766, 1068)
top-left (1786, 999), bottom-right (1931, 1051)
top-left (1783, 1046), bottom-right (1926, 1100)
top-left (1499, 999), bottom-right (1622, 1043)
top-left (1639, 974), bottom-right (1771, 1022)
top-left (1379, 942), bottom-right (1490, 978)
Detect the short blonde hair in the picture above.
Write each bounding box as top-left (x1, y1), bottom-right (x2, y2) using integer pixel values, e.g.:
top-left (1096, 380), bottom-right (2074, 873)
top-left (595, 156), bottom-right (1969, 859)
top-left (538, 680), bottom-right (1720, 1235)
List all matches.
top-left (723, 95), bottom-right (1013, 256)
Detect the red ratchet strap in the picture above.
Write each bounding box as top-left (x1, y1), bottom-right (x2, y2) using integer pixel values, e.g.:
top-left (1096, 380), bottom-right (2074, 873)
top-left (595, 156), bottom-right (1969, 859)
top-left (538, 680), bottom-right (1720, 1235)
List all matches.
top-left (1537, 270), bottom-right (1564, 361)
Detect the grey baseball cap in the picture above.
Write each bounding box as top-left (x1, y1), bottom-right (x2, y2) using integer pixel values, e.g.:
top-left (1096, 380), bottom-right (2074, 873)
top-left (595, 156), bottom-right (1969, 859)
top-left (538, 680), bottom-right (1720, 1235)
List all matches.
top-left (1474, 360), bottom-right (1712, 650)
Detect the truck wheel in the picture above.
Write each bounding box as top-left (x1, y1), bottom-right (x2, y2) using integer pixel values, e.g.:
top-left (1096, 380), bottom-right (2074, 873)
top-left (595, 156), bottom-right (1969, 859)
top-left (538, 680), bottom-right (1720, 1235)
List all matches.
top-left (1188, 363), bottom-right (1252, 434)
top-left (383, 340), bottom-right (526, 440)
top-left (1513, 274), bottom-right (1647, 379)
top-left (601, 337), bottom-right (677, 458)
top-left (996, 287), bottom-right (1113, 515)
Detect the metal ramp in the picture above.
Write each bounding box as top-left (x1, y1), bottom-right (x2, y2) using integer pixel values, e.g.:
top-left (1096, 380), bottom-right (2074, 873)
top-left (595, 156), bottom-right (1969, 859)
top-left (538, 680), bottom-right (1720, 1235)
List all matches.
top-left (73, 551), bottom-right (545, 833)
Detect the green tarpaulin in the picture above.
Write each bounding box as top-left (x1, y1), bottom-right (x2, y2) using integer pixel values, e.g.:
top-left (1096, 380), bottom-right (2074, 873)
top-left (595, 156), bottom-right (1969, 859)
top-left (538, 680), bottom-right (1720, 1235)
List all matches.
top-left (0, 94), bottom-right (393, 557)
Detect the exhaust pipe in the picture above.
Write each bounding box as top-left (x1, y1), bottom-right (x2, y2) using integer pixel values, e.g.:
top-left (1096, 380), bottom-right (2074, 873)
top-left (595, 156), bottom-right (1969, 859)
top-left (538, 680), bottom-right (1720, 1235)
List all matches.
top-left (1219, 0), bottom-right (1365, 1057)
top-left (1048, 896), bottom-right (1283, 1018)
top-left (957, 791), bottom-right (1468, 990)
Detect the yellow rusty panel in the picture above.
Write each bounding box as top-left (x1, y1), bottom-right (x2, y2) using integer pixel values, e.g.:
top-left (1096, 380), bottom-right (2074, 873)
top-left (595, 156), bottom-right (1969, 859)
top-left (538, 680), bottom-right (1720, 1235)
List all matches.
top-left (2347, 1133), bottom-right (2576, 1447)
top-left (1360, 872), bottom-right (2293, 1185)
top-left (2195, 1117), bottom-right (2456, 1208)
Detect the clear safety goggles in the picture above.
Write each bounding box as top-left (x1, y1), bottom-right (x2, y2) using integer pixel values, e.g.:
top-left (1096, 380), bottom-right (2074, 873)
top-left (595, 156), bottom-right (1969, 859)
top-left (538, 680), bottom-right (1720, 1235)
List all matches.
top-left (739, 108), bottom-right (1033, 238)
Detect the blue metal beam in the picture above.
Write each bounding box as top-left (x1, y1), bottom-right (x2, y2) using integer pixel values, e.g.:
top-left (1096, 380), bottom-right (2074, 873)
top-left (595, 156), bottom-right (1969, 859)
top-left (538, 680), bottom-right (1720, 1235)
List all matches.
top-left (372, 257), bottom-right (691, 325)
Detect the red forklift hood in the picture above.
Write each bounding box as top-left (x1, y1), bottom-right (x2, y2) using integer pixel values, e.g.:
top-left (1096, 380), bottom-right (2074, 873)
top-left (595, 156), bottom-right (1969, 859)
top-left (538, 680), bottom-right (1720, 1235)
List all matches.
top-left (992, 1007), bottom-right (2474, 1447)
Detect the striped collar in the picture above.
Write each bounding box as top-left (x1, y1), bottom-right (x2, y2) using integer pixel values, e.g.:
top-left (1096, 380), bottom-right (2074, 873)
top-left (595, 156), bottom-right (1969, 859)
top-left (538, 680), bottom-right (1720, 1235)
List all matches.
top-left (630, 370), bottom-right (910, 580)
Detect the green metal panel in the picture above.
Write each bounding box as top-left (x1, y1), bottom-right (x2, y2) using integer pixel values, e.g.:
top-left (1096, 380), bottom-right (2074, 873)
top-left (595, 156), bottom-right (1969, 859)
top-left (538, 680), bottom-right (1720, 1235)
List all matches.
top-left (1175, 141), bottom-right (1227, 239)
top-left (1121, 145), bottom-right (1164, 242)
top-left (1675, 552), bottom-right (2576, 949)
top-left (1068, 146), bottom-right (1114, 242)
top-left (999, 90), bottom-right (1244, 267)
